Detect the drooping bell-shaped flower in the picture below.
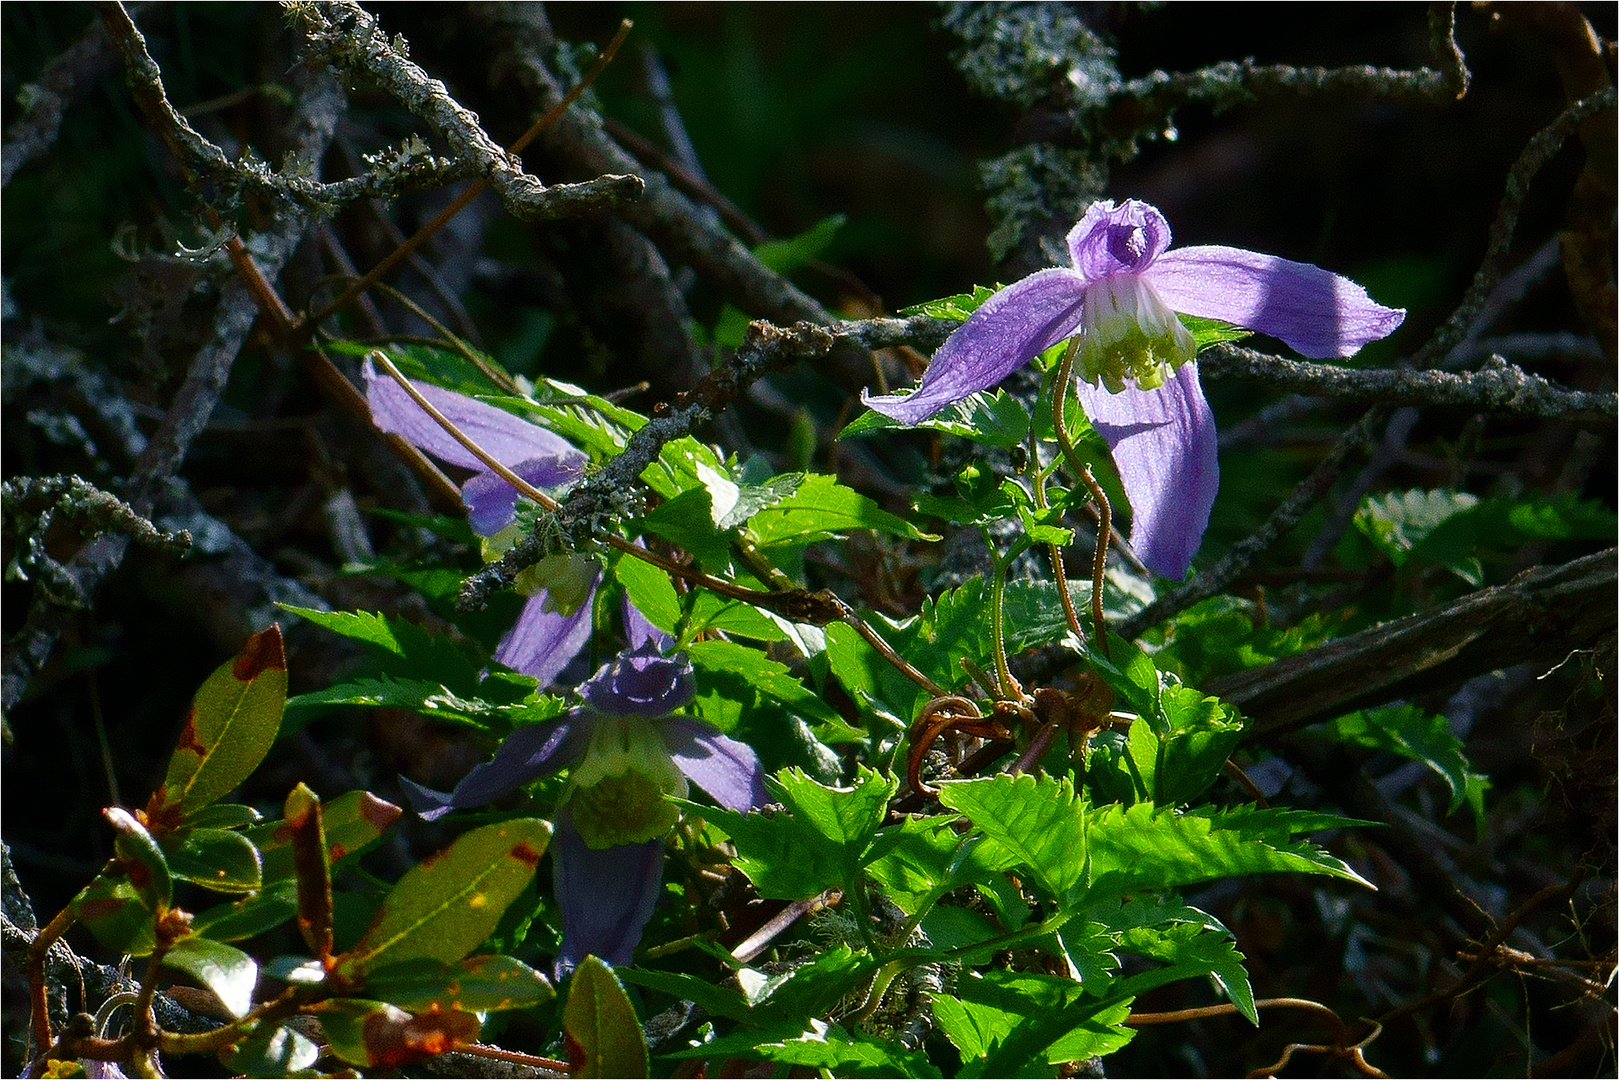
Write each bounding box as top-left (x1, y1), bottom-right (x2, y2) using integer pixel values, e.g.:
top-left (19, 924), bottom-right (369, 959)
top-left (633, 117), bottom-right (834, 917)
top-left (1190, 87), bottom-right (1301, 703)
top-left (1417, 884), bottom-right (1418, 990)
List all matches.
top-left (399, 607), bottom-right (766, 969)
top-left (363, 360), bottom-right (597, 684)
top-left (863, 199), bottom-right (1405, 579)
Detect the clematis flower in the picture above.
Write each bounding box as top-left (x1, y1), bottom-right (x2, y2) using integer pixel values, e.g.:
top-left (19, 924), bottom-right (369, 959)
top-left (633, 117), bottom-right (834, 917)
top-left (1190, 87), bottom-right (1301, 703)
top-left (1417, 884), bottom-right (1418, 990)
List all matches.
top-left (400, 605), bottom-right (767, 969)
top-left (364, 360), bottom-right (597, 684)
top-left (863, 199), bottom-right (1405, 579)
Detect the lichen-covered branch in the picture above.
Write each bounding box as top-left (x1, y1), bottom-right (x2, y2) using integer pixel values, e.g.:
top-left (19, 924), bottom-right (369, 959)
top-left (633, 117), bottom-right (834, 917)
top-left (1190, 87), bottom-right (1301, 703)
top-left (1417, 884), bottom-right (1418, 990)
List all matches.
top-left (1200, 345), bottom-right (1616, 424)
top-left (1, 15), bottom-right (115, 189)
top-left (1218, 547), bottom-right (1617, 739)
top-left (1415, 86), bottom-right (1617, 366)
top-left (290, 0), bottom-right (643, 223)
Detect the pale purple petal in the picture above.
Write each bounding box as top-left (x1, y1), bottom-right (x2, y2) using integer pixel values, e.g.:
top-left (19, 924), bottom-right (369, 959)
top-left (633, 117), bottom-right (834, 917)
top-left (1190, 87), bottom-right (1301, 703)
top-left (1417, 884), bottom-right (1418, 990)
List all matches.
top-left (622, 587), bottom-right (673, 652)
top-left (400, 719), bottom-right (587, 820)
top-left (1147, 246), bottom-right (1405, 358)
top-left (577, 643), bottom-right (694, 716)
top-left (659, 718), bottom-right (768, 810)
top-left (463, 456), bottom-right (587, 536)
top-left (493, 578), bottom-right (599, 686)
top-left (363, 358), bottom-right (584, 472)
top-left (553, 807), bottom-right (663, 972)
top-left (1066, 199), bottom-right (1172, 279)
top-left (862, 268), bottom-right (1088, 423)
top-left (1072, 364), bottom-right (1218, 580)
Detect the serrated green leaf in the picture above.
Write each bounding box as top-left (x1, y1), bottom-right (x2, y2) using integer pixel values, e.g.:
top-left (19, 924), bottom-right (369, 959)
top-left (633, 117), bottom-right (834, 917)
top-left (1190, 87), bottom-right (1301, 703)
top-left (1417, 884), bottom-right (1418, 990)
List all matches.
top-left (744, 945), bottom-right (881, 1022)
top-left (1330, 705), bottom-right (1489, 826)
top-left (865, 818), bottom-right (1018, 918)
top-left (285, 676), bottom-right (557, 731)
top-left (841, 389), bottom-right (1031, 449)
top-left (668, 1018), bottom-right (941, 1078)
top-left (899, 283), bottom-right (999, 321)
top-left (1354, 489), bottom-right (1480, 570)
top-left (937, 774), bottom-right (1087, 901)
top-left (363, 954), bottom-right (553, 1012)
top-left (1115, 920), bottom-right (1256, 1024)
top-left (158, 828), bottom-right (262, 894)
top-left (685, 592), bottom-right (792, 643)
top-left (279, 607), bottom-right (482, 696)
top-left (565, 955), bottom-right (649, 1079)
top-left (695, 767), bottom-right (897, 900)
top-left (191, 879), bottom-right (298, 943)
top-left (747, 473), bottom-right (935, 548)
top-left (220, 1022), bottom-right (320, 1076)
top-left (1087, 803), bottom-right (1373, 899)
top-left (616, 967), bottom-right (754, 1023)
top-left (937, 971), bottom-right (1134, 1077)
top-left (1179, 313), bottom-right (1252, 351)
top-left (612, 553), bottom-right (682, 635)
top-left (162, 936), bottom-right (258, 1018)
top-left (684, 639), bottom-right (846, 730)
top-left (153, 625), bottom-right (286, 816)
top-left (337, 818), bottom-right (550, 975)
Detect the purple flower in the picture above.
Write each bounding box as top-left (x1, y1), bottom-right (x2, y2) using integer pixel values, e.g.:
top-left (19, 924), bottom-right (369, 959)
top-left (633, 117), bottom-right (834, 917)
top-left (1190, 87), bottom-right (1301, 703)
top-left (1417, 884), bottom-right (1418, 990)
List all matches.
top-left (863, 199), bottom-right (1405, 579)
top-left (364, 360), bottom-right (596, 684)
top-left (401, 612), bottom-right (766, 969)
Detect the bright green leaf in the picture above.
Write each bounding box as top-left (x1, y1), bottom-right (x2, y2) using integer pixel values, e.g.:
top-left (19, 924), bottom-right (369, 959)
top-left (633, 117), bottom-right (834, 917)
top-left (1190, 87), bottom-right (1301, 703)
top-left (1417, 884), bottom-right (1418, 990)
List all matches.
top-left (153, 625), bottom-right (286, 816)
top-left (337, 818), bottom-right (550, 975)
top-left (363, 954), bottom-right (553, 1012)
top-left (163, 936), bottom-right (258, 1018)
top-left (158, 828), bottom-right (262, 894)
top-left (220, 1022), bottom-right (319, 1076)
top-left (937, 774), bottom-right (1087, 901)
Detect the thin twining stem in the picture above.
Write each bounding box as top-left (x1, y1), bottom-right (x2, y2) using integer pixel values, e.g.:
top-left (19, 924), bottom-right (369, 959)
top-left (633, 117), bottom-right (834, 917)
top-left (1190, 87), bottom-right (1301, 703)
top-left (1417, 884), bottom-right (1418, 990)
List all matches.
top-left (1028, 420), bottom-right (1087, 647)
top-left (367, 351), bottom-right (952, 697)
top-left (1050, 340), bottom-right (1111, 658)
top-left (299, 19), bottom-right (634, 336)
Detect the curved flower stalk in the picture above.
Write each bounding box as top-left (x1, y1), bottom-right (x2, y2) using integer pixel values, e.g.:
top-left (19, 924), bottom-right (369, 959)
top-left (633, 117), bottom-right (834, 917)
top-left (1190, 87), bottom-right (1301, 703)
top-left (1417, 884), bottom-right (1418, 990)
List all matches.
top-left (401, 607), bottom-right (767, 969)
top-left (364, 359), bottom-right (597, 684)
top-left (864, 199), bottom-right (1406, 579)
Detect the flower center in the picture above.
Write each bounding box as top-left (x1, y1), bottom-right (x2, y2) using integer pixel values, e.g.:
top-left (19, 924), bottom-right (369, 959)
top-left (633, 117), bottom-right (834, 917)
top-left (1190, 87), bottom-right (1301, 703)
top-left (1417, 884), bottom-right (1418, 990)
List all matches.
top-left (568, 715), bottom-right (688, 848)
top-left (1074, 272), bottom-right (1196, 394)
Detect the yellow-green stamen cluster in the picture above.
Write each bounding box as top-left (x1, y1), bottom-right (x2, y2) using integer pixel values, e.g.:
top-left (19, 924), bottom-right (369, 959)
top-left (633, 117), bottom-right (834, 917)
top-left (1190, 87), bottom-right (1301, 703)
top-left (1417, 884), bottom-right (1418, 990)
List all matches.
top-left (1074, 273), bottom-right (1196, 394)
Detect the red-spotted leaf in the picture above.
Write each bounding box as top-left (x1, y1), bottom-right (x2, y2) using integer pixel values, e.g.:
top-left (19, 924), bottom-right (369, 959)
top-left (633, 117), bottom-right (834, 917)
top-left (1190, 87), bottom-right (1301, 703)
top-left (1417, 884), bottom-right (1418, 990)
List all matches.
top-left (250, 789), bottom-right (401, 882)
top-left (564, 955), bottom-right (649, 1079)
top-left (149, 625), bottom-right (287, 821)
top-left (158, 828), bottom-right (262, 894)
top-left (191, 879), bottom-right (298, 943)
top-left (220, 1022), bottom-right (319, 1076)
top-left (105, 807), bottom-right (173, 910)
top-left (281, 784), bottom-right (333, 960)
top-left (335, 818), bottom-right (550, 976)
top-left (71, 870), bottom-right (157, 956)
top-left (363, 955), bottom-right (554, 1013)
top-left (162, 936), bottom-right (258, 1018)
top-left (311, 998), bottom-right (480, 1068)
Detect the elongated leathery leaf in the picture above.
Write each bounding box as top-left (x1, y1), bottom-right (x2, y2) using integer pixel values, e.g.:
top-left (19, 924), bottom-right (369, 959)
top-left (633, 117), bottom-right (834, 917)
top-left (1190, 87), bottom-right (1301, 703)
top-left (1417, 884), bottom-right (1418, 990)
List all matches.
top-left (1087, 802), bottom-right (1373, 900)
top-left (695, 767), bottom-right (897, 901)
top-left (283, 784), bottom-right (333, 960)
top-left (564, 955), bottom-right (648, 1079)
top-left (192, 879), bottom-right (298, 942)
top-left (363, 955), bottom-right (553, 1012)
top-left (158, 827), bottom-right (262, 894)
top-left (251, 789), bottom-right (402, 882)
top-left (336, 818), bottom-right (550, 975)
top-left (162, 936), bottom-right (258, 1018)
top-left (312, 997), bottom-right (480, 1068)
top-left (937, 774), bottom-right (1088, 902)
top-left (221, 1023), bottom-right (319, 1076)
top-left (72, 811), bottom-right (170, 956)
top-left (150, 624), bottom-right (286, 819)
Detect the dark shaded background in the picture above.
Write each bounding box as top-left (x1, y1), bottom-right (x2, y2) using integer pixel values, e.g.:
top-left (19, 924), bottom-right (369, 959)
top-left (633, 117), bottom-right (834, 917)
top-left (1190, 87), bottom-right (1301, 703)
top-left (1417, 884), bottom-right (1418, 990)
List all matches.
top-left (4, 4), bottom-right (1614, 1076)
